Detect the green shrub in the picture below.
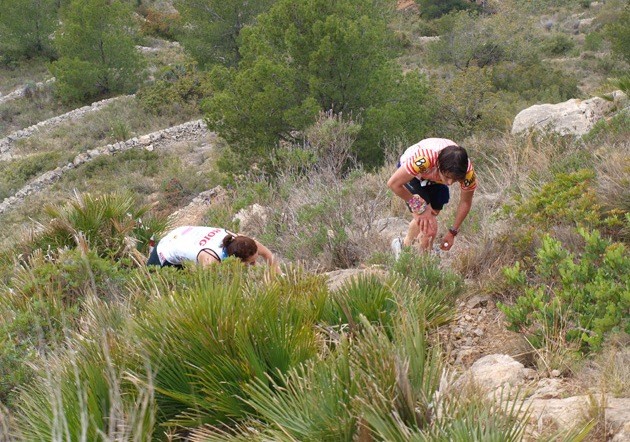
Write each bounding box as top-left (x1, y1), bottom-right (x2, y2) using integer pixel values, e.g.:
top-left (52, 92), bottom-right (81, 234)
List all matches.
top-left (135, 63), bottom-right (211, 117)
top-left (514, 169), bottom-right (622, 232)
top-left (491, 61), bottom-right (579, 102)
top-left (138, 7), bottom-right (180, 40)
top-left (0, 248), bottom-right (131, 405)
top-left (541, 33), bottom-right (575, 56)
top-left (498, 230), bottom-right (630, 351)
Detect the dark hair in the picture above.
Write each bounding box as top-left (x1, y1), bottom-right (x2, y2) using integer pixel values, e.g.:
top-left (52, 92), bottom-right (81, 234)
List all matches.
top-left (222, 234), bottom-right (258, 261)
top-left (437, 145), bottom-right (468, 180)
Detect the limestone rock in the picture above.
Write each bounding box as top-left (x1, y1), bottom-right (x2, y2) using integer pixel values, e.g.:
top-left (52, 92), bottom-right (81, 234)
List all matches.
top-left (468, 354), bottom-right (526, 391)
top-left (373, 217), bottom-right (409, 242)
top-left (512, 96), bottom-right (616, 136)
top-left (233, 203), bottom-right (273, 233)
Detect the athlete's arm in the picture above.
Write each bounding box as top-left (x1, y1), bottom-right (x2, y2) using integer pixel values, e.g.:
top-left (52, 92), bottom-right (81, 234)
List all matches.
top-left (441, 189), bottom-right (474, 251)
top-left (254, 240), bottom-right (281, 273)
top-left (387, 166), bottom-right (418, 202)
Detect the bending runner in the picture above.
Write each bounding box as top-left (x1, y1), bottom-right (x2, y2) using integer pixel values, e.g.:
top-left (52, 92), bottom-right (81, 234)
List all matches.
top-left (147, 226), bottom-right (278, 271)
top-left (387, 138), bottom-right (477, 253)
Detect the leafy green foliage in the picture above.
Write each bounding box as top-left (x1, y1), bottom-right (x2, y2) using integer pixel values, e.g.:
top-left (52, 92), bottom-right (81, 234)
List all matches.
top-left (499, 230), bottom-right (630, 351)
top-left (514, 170), bottom-right (621, 232)
top-left (203, 0), bottom-right (432, 169)
top-left (0, 0), bottom-right (58, 62)
top-left (50, 0), bottom-right (145, 103)
top-left (136, 62), bottom-right (212, 116)
top-left (415, 0), bottom-right (481, 19)
top-left (428, 11), bottom-right (531, 70)
top-left (174, 0), bottom-right (277, 69)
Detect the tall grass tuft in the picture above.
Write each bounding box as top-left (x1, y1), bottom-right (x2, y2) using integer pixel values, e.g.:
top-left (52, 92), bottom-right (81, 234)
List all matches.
top-left (14, 334), bottom-right (155, 441)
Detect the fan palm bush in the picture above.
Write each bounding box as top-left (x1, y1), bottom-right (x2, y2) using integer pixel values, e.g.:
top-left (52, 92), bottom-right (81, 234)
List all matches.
top-left (30, 191), bottom-right (168, 261)
top-left (132, 262), bottom-right (327, 433)
top-left (190, 314), bottom-right (445, 441)
top-left (323, 272), bottom-right (458, 337)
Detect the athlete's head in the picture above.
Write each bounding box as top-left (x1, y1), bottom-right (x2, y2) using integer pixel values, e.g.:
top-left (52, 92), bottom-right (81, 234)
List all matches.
top-left (437, 145), bottom-right (468, 181)
top-left (222, 234), bottom-right (258, 264)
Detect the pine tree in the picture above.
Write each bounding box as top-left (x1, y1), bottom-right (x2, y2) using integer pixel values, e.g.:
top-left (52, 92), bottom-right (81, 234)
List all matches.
top-left (203, 0), bottom-right (432, 168)
top-left (50, 0), bottom-right (144, 103)
top-left (174, 0), bottom-right (277, 68)
top-left (0, 0), bottom-right (58, 61)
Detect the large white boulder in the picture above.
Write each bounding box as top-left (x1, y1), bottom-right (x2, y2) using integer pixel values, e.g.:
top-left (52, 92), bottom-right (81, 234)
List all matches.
top-left (512, 96), bottom-right (616, 136)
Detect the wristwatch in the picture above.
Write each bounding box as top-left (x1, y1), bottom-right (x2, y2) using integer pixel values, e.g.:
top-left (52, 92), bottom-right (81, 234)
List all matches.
top-left (448, 226), bottom-right (459, 236)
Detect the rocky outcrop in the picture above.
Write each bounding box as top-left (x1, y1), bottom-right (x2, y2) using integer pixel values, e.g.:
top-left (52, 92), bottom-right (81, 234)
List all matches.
top-left (0, 120), bottom-right (209, 215)
top-left (511, 91), bottom-right (627, 136)
top-left (233, 203), bottom-right (273, 234)
top-left (372, 217), bottom-right (410, 243)
top-left (0, 95), bottom-right (133, 159)
top-left (458, 354), bottom-right (630, 441)
top-left (168, 186), bottom-right (226, 228)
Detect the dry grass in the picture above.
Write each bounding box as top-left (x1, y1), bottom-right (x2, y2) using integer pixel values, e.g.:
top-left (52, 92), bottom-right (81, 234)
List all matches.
top-left (576, 334), bottom-right (630, 398)
top-left (12, 96), bottom-right (198, 158)
top-left (595, 146), bottom-right (630, 213)
top-left (0, 84), bottom-right (75, 137)
top-left (0, 58), bottom-right (50, 94)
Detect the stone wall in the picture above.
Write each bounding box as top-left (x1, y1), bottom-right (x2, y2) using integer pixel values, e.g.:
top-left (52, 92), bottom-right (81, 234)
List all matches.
top-left (0, 95), bottom-right (133, 159)
top-left (0, 119), bottom-right (209, 215)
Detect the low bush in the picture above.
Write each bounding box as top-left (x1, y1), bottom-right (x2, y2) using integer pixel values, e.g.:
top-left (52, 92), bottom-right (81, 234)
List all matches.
top-left (0, 248), bottom-right (132, 405)
top-left (138, 7), bottom-right (180, 40)
top-left (135, 63), bottom-right (212, 117)
top-left (513, 169), bottom-right (623, 233)
top-left (499, 229), bottom-right (630, 352)
top-left (541, 33), bottom-right (575, 56)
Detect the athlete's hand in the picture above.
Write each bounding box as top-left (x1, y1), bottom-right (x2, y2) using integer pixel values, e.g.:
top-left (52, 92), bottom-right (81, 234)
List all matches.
top-left (440, 231), bottom-right (455, 251)
top-left (416, 211), bottom-right (437, 237)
